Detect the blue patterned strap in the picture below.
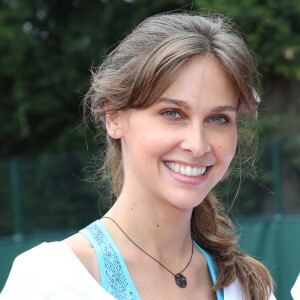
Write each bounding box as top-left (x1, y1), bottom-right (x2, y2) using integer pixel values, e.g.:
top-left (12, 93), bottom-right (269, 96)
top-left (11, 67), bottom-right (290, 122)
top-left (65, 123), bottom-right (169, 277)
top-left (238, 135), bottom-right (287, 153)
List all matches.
top-left (194, 242), bottom-right (224, 300)
top-left (80, 220), bottom-right (140, 300)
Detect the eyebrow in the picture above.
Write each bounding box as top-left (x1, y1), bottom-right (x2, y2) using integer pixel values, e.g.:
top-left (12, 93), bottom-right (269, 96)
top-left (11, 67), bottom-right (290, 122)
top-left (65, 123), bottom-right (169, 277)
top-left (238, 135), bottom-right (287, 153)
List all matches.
top-left (211, 105), bottom-right (238, 113)
top-left (157, 98), bottom-right (191, 109)
top-left (157, 97), bottom-right (237, 112)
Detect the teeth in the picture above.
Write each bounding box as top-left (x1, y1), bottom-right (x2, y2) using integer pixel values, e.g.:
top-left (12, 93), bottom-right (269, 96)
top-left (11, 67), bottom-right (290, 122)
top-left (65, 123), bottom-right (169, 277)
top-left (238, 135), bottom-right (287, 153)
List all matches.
top-left (186, 166), bottom-right (192, 176)
top-left (165, 162), bottom-right (207, 177)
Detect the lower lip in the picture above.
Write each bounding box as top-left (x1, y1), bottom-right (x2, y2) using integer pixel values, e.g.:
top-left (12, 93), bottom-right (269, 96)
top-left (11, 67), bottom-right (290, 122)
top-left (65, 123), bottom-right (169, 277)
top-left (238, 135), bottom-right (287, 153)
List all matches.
top-left (163, 163), bottom-right (210, 185)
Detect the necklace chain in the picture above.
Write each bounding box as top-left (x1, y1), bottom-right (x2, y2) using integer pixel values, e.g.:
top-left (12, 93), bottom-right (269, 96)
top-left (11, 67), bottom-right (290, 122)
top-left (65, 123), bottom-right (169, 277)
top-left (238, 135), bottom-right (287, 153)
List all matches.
top-left (101, 216), bottom-right (194, 288)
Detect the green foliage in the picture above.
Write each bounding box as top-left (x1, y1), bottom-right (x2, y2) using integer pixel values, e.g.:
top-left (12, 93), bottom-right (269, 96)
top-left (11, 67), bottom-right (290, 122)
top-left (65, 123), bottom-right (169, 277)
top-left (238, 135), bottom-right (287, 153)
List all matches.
top-left (196, 0), bottom-right (300, 79)
top-left (0, 0), bottom-right (191, 157)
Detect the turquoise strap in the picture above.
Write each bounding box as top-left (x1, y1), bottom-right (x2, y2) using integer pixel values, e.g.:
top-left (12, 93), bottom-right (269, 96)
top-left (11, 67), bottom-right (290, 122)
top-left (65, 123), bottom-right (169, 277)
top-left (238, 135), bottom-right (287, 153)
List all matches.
top-left (194, 242), bottom-right (224, 300)
top-left (80, 220), bottom-right (141, 299)
top-left (79, 224), bottom-right (109, 290)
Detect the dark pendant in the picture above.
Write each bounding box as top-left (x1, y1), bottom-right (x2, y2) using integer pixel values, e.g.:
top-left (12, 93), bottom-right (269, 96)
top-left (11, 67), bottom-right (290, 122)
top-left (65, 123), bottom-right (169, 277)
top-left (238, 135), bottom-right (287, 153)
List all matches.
top-left (175, 273), bottom-right (187, 288)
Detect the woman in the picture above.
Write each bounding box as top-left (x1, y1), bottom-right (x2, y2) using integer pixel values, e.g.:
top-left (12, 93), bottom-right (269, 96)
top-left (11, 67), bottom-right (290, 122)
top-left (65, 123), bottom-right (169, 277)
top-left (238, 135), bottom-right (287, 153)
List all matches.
top-left (1, 12), bottom-right (276, 300)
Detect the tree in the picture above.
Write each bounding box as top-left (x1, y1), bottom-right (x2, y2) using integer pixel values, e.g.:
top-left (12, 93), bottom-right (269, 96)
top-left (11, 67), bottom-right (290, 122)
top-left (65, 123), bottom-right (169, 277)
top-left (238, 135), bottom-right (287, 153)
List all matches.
top-left (0, 0), bottom-right (192, 157)
top-left (196, 0), bottom-right (300, 79)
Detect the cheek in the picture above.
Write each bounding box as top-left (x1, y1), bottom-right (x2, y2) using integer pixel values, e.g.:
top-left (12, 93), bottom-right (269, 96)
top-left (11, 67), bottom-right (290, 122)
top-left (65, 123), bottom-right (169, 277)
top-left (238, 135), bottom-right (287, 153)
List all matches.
top-left (144, 128), bottom-right (177, 153)
top-left (217, 132), bottom-right (237, 163)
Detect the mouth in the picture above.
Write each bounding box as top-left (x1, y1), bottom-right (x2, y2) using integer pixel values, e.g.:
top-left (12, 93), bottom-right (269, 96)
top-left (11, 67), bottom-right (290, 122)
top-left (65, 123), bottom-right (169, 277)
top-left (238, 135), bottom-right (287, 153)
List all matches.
top-left (164, 161), bottom-right (208, 177)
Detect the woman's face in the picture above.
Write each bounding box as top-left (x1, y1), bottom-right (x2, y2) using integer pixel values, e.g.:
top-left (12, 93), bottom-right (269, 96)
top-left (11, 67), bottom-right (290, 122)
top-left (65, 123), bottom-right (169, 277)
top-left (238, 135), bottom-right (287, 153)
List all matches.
top-left (116, 55), bottom-right (238, 211)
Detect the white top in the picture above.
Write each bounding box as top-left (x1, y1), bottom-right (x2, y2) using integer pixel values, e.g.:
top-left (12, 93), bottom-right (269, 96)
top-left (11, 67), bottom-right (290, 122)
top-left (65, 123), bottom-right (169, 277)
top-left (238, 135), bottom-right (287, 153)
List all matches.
top-left (292, 273), bottom-right (300, 300)
top-left (0, 242), bottom-right (276, 300)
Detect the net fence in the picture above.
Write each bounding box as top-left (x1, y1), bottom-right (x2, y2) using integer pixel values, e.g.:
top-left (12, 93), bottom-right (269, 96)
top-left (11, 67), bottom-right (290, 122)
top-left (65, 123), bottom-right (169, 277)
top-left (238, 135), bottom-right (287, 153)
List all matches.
top-left (0, 139), bottom-right (299, 236)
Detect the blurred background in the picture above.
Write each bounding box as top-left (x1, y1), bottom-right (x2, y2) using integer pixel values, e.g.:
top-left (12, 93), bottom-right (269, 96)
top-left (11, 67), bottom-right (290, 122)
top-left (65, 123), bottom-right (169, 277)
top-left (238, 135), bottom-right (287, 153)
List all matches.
top-left (0, 0), bottom-right (299, 299)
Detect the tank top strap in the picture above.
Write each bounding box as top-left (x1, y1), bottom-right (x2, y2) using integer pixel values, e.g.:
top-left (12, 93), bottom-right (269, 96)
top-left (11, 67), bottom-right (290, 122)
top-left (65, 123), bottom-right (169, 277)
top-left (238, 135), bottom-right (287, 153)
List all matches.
top-left (80, 220), bottom-right (141, 300)
top-left (194, 242), bottom-right (224, 300)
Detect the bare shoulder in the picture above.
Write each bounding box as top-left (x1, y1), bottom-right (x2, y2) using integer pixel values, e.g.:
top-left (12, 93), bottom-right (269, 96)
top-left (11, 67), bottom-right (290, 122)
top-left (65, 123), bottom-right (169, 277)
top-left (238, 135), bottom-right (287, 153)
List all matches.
top-left (63, 233), bottom-right (100, 283)
top-left (63, 233), bottom-right (93, 255)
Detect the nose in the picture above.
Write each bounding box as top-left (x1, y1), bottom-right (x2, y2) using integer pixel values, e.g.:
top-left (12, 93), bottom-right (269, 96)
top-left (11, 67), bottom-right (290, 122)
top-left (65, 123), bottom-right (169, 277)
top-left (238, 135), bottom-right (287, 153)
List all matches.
top-left (181, 124), bottom-right (211, 157)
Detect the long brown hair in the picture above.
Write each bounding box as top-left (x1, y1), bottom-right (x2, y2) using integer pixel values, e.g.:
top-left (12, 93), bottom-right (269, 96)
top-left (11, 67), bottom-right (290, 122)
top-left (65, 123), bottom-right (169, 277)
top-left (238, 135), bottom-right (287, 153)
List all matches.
top-left (84, 11), bottom-right (273, 299)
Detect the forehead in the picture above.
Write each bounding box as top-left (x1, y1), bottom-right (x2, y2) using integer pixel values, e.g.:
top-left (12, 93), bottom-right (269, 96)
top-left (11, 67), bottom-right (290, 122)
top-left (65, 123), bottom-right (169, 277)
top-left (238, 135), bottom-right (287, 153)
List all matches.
top-left (158, 55), bottom-right (237, 107)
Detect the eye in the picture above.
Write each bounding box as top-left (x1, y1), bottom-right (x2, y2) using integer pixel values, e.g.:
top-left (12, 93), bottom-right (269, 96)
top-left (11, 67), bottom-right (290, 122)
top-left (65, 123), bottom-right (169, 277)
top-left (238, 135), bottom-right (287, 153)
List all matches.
top-left (209, 115), bottom-right (228, 123)
top-left (161, 110), bottom-right (182, 119)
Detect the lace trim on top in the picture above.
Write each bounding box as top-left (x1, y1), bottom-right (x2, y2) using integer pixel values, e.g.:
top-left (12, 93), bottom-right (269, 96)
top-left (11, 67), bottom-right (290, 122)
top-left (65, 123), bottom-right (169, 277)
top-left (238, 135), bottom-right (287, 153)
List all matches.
top-left (80, 220), bottom-right (224, 300)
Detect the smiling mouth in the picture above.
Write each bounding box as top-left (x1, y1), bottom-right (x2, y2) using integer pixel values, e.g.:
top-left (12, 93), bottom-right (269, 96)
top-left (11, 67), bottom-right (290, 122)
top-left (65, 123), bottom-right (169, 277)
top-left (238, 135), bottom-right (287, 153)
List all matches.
top-left (165, 162), bottom-right (207, 177)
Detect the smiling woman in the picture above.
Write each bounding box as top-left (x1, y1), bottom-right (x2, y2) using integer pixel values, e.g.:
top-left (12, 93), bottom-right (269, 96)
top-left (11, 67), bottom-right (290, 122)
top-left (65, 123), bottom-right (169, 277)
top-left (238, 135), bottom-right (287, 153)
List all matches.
top-left (1, 11), bottom-right (275, 300)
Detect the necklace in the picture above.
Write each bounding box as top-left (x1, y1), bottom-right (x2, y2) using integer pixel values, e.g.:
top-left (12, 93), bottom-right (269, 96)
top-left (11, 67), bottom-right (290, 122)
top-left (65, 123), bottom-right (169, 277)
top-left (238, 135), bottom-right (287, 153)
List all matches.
top-left (101, 216), bottom-right (194, 288)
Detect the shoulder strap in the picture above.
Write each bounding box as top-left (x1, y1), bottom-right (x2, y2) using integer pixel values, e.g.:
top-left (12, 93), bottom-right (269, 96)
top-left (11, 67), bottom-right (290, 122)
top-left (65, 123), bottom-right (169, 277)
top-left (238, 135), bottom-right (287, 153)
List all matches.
top-left (80, 220), bottom-right (140, 300)
top-left (80, 221), bottom-right (109, 289)
top-left (194, 242), bottom-right (224, 300)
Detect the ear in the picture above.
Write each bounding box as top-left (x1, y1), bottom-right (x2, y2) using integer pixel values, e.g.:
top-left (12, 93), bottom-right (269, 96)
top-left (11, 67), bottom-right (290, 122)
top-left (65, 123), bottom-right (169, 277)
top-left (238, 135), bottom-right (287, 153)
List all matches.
top-left (105, 110), bottom-right (124, 139)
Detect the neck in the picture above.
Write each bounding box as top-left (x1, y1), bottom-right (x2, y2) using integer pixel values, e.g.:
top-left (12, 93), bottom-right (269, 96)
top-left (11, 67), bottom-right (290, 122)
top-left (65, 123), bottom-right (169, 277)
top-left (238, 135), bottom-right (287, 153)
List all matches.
top-left (105, 192), bottom-right (193, 260)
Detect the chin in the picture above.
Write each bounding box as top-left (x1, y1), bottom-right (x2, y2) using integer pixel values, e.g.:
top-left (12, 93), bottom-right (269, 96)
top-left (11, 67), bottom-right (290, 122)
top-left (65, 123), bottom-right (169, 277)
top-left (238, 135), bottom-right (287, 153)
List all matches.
top-left (167, 193), bottom-right (208, 211)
